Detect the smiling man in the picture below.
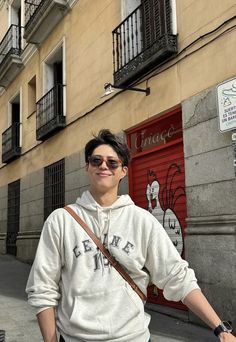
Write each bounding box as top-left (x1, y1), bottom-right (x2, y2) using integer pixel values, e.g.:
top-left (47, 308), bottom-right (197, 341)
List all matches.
top-left (26, 129), bottom-right (235, 342)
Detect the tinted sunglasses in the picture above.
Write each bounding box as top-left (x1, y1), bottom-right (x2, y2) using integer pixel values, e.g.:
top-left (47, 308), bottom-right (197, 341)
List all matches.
top-left (88, 155), bottom-right (123, 169)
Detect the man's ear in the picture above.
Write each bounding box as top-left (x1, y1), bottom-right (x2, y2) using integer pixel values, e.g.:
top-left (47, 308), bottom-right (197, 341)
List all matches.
top-left (121, 166), bottom-right (128, 179)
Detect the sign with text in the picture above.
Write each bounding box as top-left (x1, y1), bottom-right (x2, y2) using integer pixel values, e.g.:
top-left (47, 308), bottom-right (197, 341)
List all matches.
top-left (129, 111), bottom-right (182, 155)
top-left (217, 77), bottom-right (236, 132)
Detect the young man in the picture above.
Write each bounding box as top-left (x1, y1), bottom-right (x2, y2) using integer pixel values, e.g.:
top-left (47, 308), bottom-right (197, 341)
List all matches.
top-left (26, 129), bottom-right (235, 342)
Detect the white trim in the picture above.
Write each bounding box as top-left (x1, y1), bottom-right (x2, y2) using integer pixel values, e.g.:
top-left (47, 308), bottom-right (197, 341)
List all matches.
top-left (0, 87), bottom-right (5, 96)
top-left (170, 0), bottom-right (177, 35)
top-left (43, 38), bottom-right (64, 93)
top-left (19, 86), bottom-right (22, 147)
top-left (42, 37), bottom-right (66, 115)
top-left (68, 0), bottom-right (79, 8)
top-left (62, 37), bottom-right (66, 116)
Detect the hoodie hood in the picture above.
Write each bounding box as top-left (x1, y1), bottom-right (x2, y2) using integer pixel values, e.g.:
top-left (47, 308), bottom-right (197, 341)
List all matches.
top-left (76, 190), bottom-right (134, 212)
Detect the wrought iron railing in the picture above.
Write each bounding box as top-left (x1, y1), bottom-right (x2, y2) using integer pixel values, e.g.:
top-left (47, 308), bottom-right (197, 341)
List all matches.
top-left (0, 24), bottom-right (22, 66)
top-left (112, 0), bottom-right (177, 86)
top-left (113, 5), bottom-right (143, 75)
top-left (25, 0), bottom-right (44, 26)
top-left (36, 84), bottom-right (65, 140)
top-left (2, 122), bottom-right (21, 163)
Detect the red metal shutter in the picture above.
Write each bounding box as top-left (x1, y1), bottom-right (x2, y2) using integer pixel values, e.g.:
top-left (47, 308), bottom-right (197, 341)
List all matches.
top-left (128, 110), bottom-right (187, 310)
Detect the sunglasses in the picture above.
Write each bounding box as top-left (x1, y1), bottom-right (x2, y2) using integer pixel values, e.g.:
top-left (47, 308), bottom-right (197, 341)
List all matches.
top-left (88, 155), bottom-right (123, 169)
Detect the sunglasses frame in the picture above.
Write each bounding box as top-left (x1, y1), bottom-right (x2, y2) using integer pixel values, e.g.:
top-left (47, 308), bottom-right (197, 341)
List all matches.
top-left (88, 155), bottom-right (123, 170)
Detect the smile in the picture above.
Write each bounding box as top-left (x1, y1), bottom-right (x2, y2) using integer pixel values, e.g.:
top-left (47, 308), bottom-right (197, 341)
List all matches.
top-left (96, 172), bottom-right (112, 177)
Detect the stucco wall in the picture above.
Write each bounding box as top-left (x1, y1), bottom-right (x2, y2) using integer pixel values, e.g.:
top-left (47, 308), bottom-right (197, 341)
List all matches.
top-left (1, 1), bottom-right (236, 186)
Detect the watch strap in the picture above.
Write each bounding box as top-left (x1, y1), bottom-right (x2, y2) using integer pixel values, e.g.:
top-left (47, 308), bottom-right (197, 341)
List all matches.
top-left (214, 321), bottom-right (233, 336)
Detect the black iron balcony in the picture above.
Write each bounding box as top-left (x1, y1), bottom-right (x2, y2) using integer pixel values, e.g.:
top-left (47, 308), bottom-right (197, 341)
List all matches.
top-left (24, 0), bottom-right (69, 44)
top-left (112, 0), bottom-right (178, 86)
top-left (2, 122), bottom-right (21, 163)
top-left (0, 24), bottom-right (23, 87)
top-left (36, 84), bottom-right (66, 141)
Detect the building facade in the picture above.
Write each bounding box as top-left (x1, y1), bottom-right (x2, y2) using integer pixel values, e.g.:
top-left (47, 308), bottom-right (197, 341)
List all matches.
top-left (0, 0), bottom-right (235, 324)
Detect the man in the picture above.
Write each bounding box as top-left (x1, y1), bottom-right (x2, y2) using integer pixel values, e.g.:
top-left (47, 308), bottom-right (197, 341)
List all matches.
top-left (26, 129), bottom-right (235, 342)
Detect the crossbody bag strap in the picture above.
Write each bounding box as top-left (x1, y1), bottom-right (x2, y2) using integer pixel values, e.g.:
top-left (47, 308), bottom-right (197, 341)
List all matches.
top-left (64, 206), bottom-right (147, 302)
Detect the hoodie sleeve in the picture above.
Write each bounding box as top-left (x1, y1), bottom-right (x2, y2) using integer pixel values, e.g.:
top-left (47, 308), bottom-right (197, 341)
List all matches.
top-left (145, 219), bottom-right (200, 302)
top-left (26, 214), bottom-right (63, 309)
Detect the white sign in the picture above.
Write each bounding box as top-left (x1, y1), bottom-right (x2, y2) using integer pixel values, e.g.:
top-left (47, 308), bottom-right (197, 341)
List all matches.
top-left (217, 77), bottom-right (236, 132)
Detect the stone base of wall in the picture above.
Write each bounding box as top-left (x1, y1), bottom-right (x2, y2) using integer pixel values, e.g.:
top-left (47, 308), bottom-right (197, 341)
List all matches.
top-left (0, 233), bottom-right (6, 254)
top-left (185, 215), bottom-right (236, 329)
top-left (16, 231), bottom-right (41, 263)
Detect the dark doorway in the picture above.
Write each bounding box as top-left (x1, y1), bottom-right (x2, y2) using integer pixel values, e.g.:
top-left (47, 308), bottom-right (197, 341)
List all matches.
top-left (6, 180), bottom-right (20, 256)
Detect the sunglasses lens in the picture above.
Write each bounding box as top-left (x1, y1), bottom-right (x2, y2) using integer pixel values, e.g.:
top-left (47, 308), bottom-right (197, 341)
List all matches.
top-left (106, 159), bottom-right (119, 169)
top-left (89, 156), bottom-right (121, 169)
top-left (89, 156), bottom-right (102, 167)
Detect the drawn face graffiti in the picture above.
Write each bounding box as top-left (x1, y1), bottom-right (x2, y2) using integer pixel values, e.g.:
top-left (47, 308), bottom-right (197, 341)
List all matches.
top-left (145, 164), bottom-right (185, 255)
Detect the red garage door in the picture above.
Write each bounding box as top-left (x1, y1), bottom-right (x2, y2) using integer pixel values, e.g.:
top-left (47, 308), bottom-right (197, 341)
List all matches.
top-left (127, 109), bottom-right (187, 310)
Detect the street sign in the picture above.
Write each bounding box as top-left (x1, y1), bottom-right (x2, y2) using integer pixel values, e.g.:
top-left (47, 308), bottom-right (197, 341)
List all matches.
top-left (217, 77), bottom-right (236, 132)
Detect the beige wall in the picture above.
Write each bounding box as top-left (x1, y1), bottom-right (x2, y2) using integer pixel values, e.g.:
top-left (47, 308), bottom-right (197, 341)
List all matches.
top-left (0, 3), bottom-right (9, 41)
top-left (0, 0), bottom-right (236, 186)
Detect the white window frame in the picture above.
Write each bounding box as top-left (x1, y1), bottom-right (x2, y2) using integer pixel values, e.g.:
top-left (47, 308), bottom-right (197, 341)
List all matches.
top-left (42, 37), bottom-right (66, 116)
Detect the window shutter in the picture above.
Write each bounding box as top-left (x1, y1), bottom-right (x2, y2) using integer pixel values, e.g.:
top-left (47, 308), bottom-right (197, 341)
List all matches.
top-left (142, 0), bottom-right (171, 49)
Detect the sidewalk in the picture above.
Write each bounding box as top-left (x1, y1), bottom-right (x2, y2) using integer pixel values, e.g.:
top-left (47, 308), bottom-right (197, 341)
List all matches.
top-left (0, 254), bottom-right (216, 342)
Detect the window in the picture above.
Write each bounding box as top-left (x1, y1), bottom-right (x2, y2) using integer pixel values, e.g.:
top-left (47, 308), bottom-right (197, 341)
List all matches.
top-left (44, 159), bottom-right (65, 220)
top-left (2, 91), bottom-right (22, 163)
top-left (36, 40), bottom-right (66, 141)
top-left (43, 42), bottom-right (65, 97)
top-left (28, 75), bottom-right (36, 117)
top-left (9, 0), bottom-right (23, 49)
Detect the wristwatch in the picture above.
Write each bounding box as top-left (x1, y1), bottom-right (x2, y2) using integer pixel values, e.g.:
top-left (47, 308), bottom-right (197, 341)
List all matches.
top-left (214, 321), bottom-right (233, 337)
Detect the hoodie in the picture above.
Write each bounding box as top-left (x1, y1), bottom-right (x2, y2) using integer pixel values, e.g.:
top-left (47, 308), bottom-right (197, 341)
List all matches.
top-left (26, 190), bottom-right (199, 342)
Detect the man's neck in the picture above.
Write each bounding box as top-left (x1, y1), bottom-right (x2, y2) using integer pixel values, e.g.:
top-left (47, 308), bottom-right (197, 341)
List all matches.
top-left (89, 189), bottom-right (118, 207)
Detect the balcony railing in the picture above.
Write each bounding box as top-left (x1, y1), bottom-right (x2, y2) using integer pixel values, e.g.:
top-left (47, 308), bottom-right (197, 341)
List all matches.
top-left (112, 0), bottom-right (177, 86)
top-left (25, 0), bottom-right (43, 26)
top-left (2, 122), bottom-right (21, 163)
top-left (36, 84), bottom-right (66, 141)
top-left (0, 24), bottom-right (23, 87)
top-left (24, 0), bottom-right (69, 44)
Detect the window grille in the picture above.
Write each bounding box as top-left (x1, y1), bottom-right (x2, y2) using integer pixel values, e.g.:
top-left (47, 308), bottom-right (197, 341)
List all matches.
top-left (7, 180), bottom-right (20, 255)
top-left (44, 159), bottom-right (65, 220)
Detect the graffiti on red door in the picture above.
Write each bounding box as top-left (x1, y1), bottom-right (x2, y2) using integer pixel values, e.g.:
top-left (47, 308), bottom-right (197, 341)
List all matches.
top-left (146, 163), bottom-right (185, 255)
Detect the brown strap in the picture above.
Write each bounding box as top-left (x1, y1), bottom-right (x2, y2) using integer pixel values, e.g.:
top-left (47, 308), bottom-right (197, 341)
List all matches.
top-left (64, 206), bottom-right (147, 302)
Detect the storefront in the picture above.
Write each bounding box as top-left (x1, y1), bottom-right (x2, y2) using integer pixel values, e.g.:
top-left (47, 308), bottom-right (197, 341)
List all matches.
top-left (127, 108), bottom-right (187, 310)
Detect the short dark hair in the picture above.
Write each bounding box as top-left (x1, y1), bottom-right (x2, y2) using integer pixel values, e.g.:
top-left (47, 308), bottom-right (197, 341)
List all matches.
top-left (85, 129), bottom-right (131, 166)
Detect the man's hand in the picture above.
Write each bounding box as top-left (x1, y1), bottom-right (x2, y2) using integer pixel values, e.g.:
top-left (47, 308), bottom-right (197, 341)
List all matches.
top-left (219, 332), bottom-right (236, 341)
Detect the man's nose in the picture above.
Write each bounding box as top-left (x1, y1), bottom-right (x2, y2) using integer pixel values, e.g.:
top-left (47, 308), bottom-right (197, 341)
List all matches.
top-left (99, 160), bottom-right (108, 169)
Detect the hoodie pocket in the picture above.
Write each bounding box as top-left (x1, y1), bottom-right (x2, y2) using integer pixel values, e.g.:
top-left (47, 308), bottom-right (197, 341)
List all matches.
top-left (69, 284), bottom-right (144, 338)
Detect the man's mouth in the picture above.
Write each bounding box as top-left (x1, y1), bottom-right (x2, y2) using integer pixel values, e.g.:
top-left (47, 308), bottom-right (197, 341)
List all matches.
top-left (96, 172), bottom-right (112, 176)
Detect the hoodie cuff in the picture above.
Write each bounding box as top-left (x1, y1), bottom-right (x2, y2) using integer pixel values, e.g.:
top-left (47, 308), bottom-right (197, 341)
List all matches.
top-left (36, 306), bottom-right (54, 315)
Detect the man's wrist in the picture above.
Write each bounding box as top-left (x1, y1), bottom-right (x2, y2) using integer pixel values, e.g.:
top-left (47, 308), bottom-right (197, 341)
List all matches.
top-left (214, 321), bottom-right (233, 338)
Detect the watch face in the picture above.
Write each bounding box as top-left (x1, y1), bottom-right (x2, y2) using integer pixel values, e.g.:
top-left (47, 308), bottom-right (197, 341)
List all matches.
top-left (222, 321), bottom-right (233, 332)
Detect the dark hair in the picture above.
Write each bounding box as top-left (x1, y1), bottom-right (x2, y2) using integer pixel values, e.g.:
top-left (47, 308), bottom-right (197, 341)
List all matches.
top-left (85, 129), bottom-right (131, 166)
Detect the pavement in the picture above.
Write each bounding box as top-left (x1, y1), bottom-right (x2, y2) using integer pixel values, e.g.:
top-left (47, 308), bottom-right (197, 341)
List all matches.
top-left (0, 254), bottom-right (217, 342)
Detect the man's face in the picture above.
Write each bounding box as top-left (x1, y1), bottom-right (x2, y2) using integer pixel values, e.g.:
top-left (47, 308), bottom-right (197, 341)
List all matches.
top-left (86, 144), bottom-right (127, 194)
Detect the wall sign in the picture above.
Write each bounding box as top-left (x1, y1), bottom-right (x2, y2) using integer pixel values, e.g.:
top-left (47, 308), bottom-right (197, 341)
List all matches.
top-left (217, 77), bottom-right (236, 132)
top-left (129, 112), bottom-right (182, 155)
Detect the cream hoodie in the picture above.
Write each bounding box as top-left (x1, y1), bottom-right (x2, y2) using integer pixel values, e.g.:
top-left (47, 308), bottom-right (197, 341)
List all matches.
top-left (26, 191), bottom-right (199, 342)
